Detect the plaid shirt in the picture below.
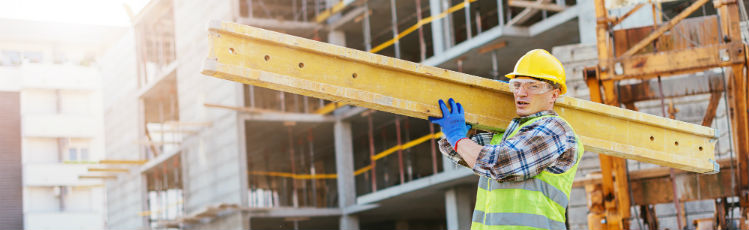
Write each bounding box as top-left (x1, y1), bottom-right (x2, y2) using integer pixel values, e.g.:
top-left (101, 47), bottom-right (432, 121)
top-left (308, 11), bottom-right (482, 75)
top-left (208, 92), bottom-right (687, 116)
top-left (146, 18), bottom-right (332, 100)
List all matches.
top-left (438, 110), bottom-right (578, 182)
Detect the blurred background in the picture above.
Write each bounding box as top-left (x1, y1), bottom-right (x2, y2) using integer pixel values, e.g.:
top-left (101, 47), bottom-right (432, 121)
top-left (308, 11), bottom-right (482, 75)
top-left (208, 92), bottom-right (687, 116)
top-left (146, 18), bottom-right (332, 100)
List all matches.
top-left (0, 0), bottom-right (745, 229)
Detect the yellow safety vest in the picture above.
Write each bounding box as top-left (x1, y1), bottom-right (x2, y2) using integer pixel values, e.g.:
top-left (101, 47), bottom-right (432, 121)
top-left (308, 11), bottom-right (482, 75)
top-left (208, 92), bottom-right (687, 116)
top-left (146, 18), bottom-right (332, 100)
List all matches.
top-left (471, 115), bottom-right (583, 230)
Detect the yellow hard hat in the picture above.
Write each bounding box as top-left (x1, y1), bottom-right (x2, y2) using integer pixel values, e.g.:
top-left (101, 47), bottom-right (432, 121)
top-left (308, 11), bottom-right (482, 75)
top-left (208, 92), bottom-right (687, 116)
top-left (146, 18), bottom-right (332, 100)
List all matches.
top-left (505, 49), bottom-right (567, 95)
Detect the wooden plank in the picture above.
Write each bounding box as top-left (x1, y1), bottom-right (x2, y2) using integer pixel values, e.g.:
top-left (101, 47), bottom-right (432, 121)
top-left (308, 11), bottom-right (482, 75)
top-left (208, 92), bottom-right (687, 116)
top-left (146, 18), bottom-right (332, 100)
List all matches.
top-left (610, 42), bottom-right (746, 80)
top-left (702, 92), bottom-right (723, 127)
top-left (507, 0), bottom-right (550, 26)
top-left (202, 21), bottom-right (718, 173)
top-left (619, 0), bottom-right (710, 57)
top-left (508, 0), bottom-right (566, 11)
top-left (617, 72), bottom-right (725, 104)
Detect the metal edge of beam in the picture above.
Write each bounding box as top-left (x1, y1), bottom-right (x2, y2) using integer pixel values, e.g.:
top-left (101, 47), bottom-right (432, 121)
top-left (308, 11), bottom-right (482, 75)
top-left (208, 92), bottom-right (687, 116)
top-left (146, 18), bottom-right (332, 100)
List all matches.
top-left (335, 106), bottom-right (369, 120)
top-left (242, 207), bottom-right (342, 218)
top-left (421, 25), bottom-right (529, 66)
top-left (356, 168), bottom-right (474, 204)
top-left (240, 112), bottom-right (337, 122)
top-left (527, 5), bottom-right (580, 36)
top-left (342, 203), bottom-right (380, 215)
top-left (139, 147), bottom-right (181, 173)
top-left (328, 6), bottom-right (367, 30)
top-left (201, 21), bottom-right (718, 173)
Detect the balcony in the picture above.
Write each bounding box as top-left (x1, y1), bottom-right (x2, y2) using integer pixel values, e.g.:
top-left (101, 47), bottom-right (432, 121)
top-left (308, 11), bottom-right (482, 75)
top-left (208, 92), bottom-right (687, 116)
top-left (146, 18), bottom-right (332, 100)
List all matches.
top-left (0, 63), bottom-right (99, 91)
top-left (23, 163), bottom-right (102, 186)
top-left (25, 211), bottom-right (104, 230)
top-left (22, 114), bottom-right (99, 138)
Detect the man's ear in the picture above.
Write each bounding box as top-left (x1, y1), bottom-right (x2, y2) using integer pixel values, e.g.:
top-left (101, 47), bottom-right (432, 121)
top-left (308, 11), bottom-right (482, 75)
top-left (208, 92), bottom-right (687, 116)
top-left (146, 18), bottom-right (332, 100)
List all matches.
top-left (551, 89), bottom-right (560, 100)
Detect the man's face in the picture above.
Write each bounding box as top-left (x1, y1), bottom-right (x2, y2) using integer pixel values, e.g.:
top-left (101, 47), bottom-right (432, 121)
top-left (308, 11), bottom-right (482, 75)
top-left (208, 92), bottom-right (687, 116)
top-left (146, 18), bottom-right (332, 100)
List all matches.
top-left (510, 76), bottom-right (560, 116)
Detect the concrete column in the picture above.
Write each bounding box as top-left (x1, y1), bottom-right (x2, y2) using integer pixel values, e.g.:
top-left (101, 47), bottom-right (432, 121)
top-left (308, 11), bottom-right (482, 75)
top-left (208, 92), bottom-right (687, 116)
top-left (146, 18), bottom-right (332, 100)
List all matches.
top-left (576, 0), bottom-right (596, 44)
top-left (429, 0), bottom-right (445, 55)
top-left (334, 120), bottom-right (359, 230)
top-left (328, 31), bottom-right (346, 47)
top-left (445, 186), bottom-right (474, 230)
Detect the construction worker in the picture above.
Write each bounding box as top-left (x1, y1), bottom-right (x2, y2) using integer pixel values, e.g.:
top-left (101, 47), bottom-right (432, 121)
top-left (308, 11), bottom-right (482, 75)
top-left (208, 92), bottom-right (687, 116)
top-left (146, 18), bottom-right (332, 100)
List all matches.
top-left (429, 49), bottom-right (583, 230)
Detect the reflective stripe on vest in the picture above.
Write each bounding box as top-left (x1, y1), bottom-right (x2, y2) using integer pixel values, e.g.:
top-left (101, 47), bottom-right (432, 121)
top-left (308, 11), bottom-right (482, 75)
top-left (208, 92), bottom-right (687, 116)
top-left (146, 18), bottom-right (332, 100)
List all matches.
top-left (471, 115), bottom-right (584, 230)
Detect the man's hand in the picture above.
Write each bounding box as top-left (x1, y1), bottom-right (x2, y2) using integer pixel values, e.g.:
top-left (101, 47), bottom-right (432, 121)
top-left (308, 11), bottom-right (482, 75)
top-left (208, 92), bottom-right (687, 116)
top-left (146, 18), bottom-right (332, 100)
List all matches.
top-left (428, 98), bottom-right (471, 148)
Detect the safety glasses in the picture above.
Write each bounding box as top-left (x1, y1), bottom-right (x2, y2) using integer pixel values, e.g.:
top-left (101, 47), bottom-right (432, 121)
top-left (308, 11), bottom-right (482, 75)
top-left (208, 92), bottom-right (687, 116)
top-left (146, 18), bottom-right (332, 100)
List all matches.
top-left (508, 78), bottom-right (553, 94)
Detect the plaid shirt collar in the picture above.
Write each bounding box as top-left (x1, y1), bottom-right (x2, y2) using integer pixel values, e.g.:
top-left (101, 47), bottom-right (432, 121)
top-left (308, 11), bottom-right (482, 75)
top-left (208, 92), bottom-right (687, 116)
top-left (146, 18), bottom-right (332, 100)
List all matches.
top-left (514, 110), bottom-right (558, 124)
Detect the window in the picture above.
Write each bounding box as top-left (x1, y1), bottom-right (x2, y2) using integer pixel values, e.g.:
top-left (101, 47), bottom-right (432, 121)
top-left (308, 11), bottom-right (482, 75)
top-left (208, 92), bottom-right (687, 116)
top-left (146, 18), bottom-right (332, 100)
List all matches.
top-left (68, 148), bottom-right (78, 161)
top-left (1, 50), bottom-right (21, 66)
top-left (23, 51), bottom-right (43, 64)
top-left (65, 139), bottom-right (91, 162)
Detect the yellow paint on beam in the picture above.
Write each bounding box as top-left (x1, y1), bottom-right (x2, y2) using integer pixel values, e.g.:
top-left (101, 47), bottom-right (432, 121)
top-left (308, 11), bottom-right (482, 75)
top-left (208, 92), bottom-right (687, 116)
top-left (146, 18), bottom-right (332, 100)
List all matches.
top-left (315, 102), bottom-right (343, 114)
top-left (370, 0), bottom-right (477, 54)
top-left (315, 0), bottom-right (348, 23)
top-left (248, 171), bottom-right (337, 180)
top-left (202, 22), bottom-right (718, 173)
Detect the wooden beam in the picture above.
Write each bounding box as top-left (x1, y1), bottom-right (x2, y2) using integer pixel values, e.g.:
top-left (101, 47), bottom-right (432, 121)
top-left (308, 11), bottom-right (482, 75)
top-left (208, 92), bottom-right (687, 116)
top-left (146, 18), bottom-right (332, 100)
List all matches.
top-left (508, 0), bottom-right (566, 12)
top-left (617, 73), bottom-right (725, 104)
top-left (202, 21), bottom-right (719, 173)
top-left (701, 92), bottom-right (723, 127)
top-left (619, 0), bottom-right (709, 57)
top-left (609, 3), bottom-right (645, 27)
top-left (477, 41), bottom-right (507, 54)
top-left (611, 42), bottom-right (745, 80)
top-left (507, 0), bottom-right (551, 26)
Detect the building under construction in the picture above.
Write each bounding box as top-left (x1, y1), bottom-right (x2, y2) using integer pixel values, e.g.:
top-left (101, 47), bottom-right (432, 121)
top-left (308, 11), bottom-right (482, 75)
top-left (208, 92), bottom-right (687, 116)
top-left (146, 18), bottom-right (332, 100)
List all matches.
top-left (94, 0), bottom-right (749, 229)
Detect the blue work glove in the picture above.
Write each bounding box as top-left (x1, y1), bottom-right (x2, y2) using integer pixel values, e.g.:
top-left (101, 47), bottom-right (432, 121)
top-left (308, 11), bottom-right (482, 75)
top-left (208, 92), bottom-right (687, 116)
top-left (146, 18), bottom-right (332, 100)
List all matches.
top-left (428, 98), bottom-right (471, 148)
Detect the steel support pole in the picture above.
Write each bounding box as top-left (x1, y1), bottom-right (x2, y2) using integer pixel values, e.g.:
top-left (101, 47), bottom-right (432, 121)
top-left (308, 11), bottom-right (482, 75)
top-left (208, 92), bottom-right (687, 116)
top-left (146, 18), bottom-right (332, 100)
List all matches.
top-left (429, 0), bottom-right (446, 55)
top-left (429, 122), bottom-right (438, 174)
top-left (497, 0), bottom-right (504, 26)
top-left (368, 115), bottom-right (377, 192)
top-left (390, 0), bottom-right (401, 58)
top-left (363, 3), bottom-right (372, 51)
top-left (416, 0), bottom-right (427, 61)
top-left (395, 117), bottom-right (405, 184)
top-left (464, 0), bottom-right (473, 40)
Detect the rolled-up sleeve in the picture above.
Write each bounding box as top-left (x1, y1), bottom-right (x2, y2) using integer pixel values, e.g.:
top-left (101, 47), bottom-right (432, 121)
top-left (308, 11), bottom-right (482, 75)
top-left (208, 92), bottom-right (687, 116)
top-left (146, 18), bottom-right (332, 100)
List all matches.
top-left (472, 117), bottom-right (577, 182)
top-left (438, 133), bottom-right (495, 169)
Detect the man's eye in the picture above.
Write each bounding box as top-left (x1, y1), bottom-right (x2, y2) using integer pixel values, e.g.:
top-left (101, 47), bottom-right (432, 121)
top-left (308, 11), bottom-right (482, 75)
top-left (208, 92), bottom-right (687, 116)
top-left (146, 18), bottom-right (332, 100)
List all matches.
top-left (530, 85), bottom-right (541, 89)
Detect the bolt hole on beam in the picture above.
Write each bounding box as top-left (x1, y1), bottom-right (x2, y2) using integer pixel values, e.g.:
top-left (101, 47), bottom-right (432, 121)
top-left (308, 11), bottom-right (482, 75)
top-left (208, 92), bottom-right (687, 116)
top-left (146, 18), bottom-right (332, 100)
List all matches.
top-left (699, 146), bottom-right (703, 151)
top-left (352, 73), bottom-right (358, 79)
top-left (229, 48), bottom-right (235, 54)
top-left (264, 55), bottom-right (270, 61)
top-left (650, 136), bottom-right (654, 141)
top-left (298, 62), bottom-right (304, 68)
top-left (674, 141), bottom-right (679, 146)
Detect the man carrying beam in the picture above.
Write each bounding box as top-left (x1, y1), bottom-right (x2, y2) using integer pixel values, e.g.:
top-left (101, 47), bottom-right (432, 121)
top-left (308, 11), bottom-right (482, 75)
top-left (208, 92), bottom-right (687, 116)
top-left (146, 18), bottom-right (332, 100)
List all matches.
top-left (430, 49), bottom-right (583, 230)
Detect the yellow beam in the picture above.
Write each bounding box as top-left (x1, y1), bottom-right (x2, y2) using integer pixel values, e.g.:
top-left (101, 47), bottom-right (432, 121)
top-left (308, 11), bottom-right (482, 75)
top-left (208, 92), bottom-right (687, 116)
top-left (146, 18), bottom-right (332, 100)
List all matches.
top-left (202, 21), bottom-right (718, 173)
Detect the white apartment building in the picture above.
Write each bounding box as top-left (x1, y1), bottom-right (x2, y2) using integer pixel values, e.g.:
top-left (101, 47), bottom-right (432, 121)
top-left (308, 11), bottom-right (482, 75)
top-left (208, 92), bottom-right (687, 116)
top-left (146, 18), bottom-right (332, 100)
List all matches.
top-left (0, 18), bottom-right (125, 230)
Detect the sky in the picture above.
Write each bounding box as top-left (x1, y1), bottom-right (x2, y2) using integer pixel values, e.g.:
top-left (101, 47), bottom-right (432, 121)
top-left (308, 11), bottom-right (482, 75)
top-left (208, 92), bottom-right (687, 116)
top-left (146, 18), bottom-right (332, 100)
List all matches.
top-left (0, 0), bottom-right (150, 27)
